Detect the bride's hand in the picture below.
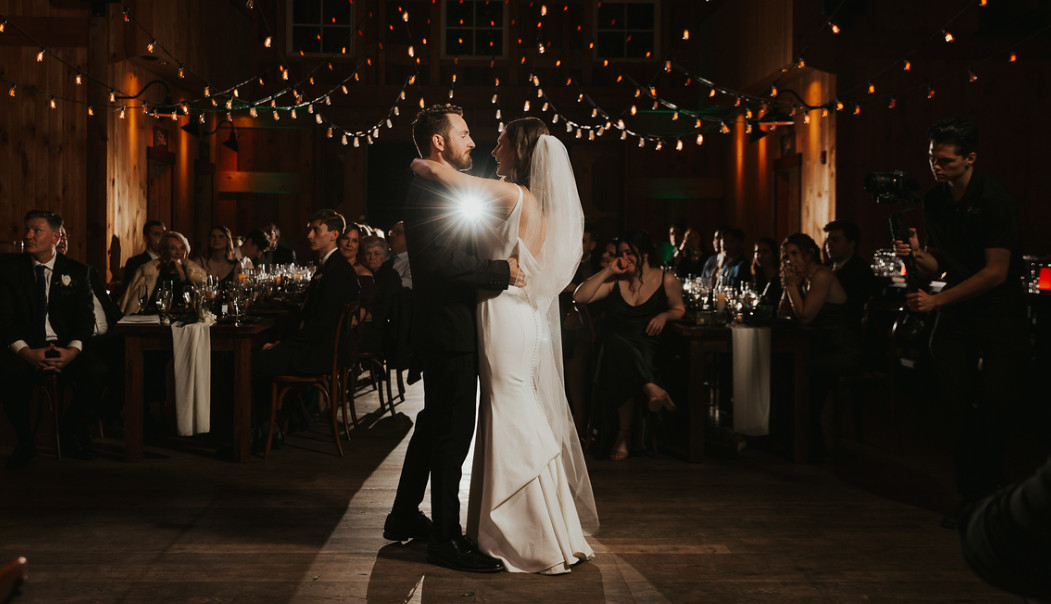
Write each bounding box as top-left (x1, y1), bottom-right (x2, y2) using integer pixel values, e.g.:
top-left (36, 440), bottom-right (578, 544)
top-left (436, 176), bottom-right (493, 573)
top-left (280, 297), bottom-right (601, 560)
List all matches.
top-left (410, 158), bottom-right (437, 180)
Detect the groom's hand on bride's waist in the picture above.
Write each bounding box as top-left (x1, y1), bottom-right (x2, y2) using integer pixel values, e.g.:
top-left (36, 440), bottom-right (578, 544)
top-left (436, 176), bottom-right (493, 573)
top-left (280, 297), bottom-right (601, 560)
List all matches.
top-left (507, 257), bottom-right (526, 287)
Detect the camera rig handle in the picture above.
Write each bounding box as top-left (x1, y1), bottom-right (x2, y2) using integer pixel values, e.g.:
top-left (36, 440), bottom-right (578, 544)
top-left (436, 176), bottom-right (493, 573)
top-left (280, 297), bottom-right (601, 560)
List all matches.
top-left (888, 211), bottom-right (925, 294)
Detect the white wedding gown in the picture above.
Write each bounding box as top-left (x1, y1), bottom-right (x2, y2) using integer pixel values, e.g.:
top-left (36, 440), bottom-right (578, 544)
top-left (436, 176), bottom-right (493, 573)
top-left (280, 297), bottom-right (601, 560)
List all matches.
top-left (466, 187), bottom-right (596, 574)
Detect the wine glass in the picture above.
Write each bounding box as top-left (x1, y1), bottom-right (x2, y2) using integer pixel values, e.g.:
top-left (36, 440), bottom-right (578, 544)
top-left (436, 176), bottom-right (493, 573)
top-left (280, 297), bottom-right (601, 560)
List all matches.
top-left (156, 283), bottom-right (173, 325)
top-left (137, 284), bottom-right (150, 315)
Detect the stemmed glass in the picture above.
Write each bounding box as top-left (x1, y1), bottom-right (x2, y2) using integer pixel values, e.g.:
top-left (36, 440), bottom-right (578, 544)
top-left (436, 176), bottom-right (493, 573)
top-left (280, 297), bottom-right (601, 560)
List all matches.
top-left (155, 282), bottom-right (173, 325)
top-left (229, 285), bottom-right (247, 327)
top-left (137, 284), bottom-right (150, 315)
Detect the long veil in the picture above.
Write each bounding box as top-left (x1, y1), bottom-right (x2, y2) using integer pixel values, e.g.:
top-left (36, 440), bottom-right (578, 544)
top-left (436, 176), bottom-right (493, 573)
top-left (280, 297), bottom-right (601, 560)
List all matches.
top-left (522, 134), bottom-right (600, 534)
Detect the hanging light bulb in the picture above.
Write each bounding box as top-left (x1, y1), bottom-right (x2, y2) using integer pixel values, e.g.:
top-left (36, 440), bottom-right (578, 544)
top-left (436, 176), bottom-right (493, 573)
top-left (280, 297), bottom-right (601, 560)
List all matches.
top-left (326, 127), bottom-right (333, 138)
top-left (419, 97), bottom-right (425, 108)
top-left (448, 89), bottom-right (454, 98)
top-left (552, 114), bottom-right (559, 124)
top-left (119, 106), bottom-right (126, 119)
top-left (566, 122), bottom-right (573, 133)
top-left (313, 114), bottom-right (321, 124)
top-left (273, 110), bottom-right (280, 120)
top-left (735, 97), bottom-right (742, 107)
top-left (541, 4), bottom-right (548, 16)
top-left (49, 96), bottom-right (56, 109)
top-left (888, 97), bottom-right (897, 109)
top-left (616, 119), bottom-right (625, 129)
top-left (968, 68), bottom-right (978, 83)
top-left (696, 134), bottom-right (703, 145)
top-left (694, 118), bottom-right (702, 128)
top-left (575, 129), bottom-right (582, 139)
top-left (630, 105), bottom-right (637, 115)
top-left (498, 121), bottom-right (505, 132)
top-left (373, 128), bottom-right (380, 139)
top-left (769, 85), bottom-right (778, 97)
top-left (664, 60), bottom-right (672, 72)
top-left (853, 103), bottom-right (861, 115)
top-left (0, 20), bottom-right (6, 33)
top-left (821, 108), bottom-right (829, 117)
top-left (1009, 52), bottom-right (1018, 62)
top-left (719, 122), bottom-right (730, 134)
top-left (87, 105), bottom-right (94, 116)
top-left (639, 138), bottom-right (645, 148)
top-left (250, 107), bottom-right (258, 118)
top-left (147, 39), bottom-right (156, 53)
top-left (281, 70), bottom-right (288, 80)
top-left (655, 141), bottom-right (663, 151)
top-left (541, 102), bottom-right (549, 111)
top-left (341, 84), bottom-right (348, 94)
top-left (943, 29), bottom-right (954, 43)
top-left (682, 29), bottom-right (689, 40)
top-left (394, 107), bottom-right (399, 116)
top-left (290, 108), bottom-right (297, 119)
top-left (672, 111), bottom-right (679, 121)
top-left (796, 57), bottom-right (806, 68)
top-left (386, 118), bottom-right (393, 128)
top-left (591, 108), bottom-right (598, 118)
top-left (835, 99), bottom-right (844, 111)
top-left (354, 137), bottom-right (361, 147)
top-left (178, 65), bottom-right (185, 79)
top-left (75, 73), bottom-right (83, 86)
top-left (203, 85), bottom-right (210, 98)
top-left (199, 114), bottom-right (206, 124)
top-left (341, 134), bottom-right (348, 145)
top-left (225, 99), bottom-right (233, 110)
top-left (408, 45), bottom-right (415, 58)
top-left (927, 86), bottom-right (935, 99)
top-left (264, 36), bottom-right (272, 48)
top-left (8, 83), bottom-right (17, 96)
top-left (803, 113), bottom-right (810, 124)
top-left (588, 130), bottom-right (595, 141)
top-left (36, 48), bottom-right (45, 62)
top-left (495, 109), bottom-right (502, 119)
top-left (903, 58), bottom-right (912, 71)
top-left (868, 81), bottom-right (876, 94)
top-left (830, 21), bottom-right (840, 34)
top-left (709, 88), bottom-right (717, 98)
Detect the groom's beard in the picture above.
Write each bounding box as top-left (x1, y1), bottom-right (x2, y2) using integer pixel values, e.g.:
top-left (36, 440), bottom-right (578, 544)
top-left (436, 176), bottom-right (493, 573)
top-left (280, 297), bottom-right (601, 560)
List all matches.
top-left (443, 149), bottom-right (473, 171)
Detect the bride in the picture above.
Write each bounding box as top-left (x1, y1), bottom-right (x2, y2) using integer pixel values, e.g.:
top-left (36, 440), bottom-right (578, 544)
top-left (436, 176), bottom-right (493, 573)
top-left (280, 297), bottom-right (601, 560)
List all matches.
top-left (411, 117), bottom-right (599, 574)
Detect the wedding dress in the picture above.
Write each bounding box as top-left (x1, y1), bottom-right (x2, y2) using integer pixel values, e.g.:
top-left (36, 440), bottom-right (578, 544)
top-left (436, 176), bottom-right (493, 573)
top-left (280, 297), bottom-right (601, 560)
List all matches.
top-left (466, 135), bottom-right (599, 574)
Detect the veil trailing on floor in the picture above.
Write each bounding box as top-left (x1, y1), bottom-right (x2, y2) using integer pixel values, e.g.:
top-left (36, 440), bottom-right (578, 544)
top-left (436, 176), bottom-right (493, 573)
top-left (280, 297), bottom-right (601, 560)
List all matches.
top-left (520, 134), bottom-right (600, 534)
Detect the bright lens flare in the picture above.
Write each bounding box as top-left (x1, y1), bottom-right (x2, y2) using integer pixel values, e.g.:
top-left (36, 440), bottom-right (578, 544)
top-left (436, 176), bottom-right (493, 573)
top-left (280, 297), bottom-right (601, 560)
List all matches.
top-left (457, 195), bottom-right (485, 224)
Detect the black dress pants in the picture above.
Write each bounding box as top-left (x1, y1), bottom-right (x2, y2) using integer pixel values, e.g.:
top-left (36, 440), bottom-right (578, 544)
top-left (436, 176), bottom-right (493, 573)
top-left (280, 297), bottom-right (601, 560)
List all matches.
top-left (391, 350), bottom-right (478, 541)
top-left (0, 347), bottom-right (108, 446)
top-left (930, 309), bottom-right (1028, 500)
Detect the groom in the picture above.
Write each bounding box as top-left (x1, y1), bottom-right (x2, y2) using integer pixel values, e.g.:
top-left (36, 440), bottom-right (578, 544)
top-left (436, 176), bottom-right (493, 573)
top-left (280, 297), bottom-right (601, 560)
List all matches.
top-left (384, 104), bottom-right (520, 573)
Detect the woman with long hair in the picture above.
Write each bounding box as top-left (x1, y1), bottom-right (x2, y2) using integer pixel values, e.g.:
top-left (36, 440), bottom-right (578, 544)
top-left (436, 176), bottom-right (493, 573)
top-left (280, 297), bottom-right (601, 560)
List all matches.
top-left (195, 225), bottom-right (239, 283)
top-left (573, 230), bottom-right (686, 461)
top-left (750, 237), bottom-right (782, 307)
top-left (410, 116), bottom-right (596, 574)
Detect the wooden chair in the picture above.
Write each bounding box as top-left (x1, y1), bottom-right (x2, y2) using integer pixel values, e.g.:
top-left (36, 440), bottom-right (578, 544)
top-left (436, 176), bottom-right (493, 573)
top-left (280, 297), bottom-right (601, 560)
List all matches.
top-left (264, 301), bottom-right (359, 459)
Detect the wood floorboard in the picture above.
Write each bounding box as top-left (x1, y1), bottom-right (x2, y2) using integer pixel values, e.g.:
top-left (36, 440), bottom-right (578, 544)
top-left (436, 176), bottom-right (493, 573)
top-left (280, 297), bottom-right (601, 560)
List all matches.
top-left (0, 380), bottom-right (1022, 603)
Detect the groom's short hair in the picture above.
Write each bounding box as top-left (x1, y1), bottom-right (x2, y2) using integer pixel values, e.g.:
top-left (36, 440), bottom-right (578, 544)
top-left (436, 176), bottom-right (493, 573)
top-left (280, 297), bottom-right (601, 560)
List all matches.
top-left (412, 104), bottom-right (464, 157)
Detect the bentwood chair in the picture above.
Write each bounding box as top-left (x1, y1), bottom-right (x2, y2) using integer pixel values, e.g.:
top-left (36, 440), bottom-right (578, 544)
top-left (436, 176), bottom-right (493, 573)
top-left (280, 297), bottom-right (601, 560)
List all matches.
top-left (264, 301), bottom-right (359, 458)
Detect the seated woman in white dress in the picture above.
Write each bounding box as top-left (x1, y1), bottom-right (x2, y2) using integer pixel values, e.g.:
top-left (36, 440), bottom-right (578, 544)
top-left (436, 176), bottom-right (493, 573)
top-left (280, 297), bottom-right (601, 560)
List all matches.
top-left (411, 117), bottom-right (598, 574)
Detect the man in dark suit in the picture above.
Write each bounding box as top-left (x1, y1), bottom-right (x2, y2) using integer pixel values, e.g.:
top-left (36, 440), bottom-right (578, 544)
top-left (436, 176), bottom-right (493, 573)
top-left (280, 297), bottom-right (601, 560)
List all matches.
top-left (251, 210), bottom-right (360, 444)
top-left (0, 210), bottom-right (108, 469)
top-left (260, 223), bottom-right (296, 267)
top-left (123, 220), bottom-right (166, 284)
top-left (823, 219), bottom-right (876, 336)
top-left (384, 104), bottom-right (521, 573)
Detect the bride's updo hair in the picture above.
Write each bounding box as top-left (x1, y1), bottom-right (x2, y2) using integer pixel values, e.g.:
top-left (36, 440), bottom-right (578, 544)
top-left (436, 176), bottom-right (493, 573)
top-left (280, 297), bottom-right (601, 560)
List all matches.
top-left (503, 117), bottom-right (549, 187)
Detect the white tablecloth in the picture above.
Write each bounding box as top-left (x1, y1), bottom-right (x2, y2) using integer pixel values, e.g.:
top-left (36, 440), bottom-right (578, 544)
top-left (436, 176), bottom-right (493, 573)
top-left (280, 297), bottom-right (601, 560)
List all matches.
top-left (171, 322), bottom-right (211, 436)
top-left (732, 325), bottom-right (771, 436)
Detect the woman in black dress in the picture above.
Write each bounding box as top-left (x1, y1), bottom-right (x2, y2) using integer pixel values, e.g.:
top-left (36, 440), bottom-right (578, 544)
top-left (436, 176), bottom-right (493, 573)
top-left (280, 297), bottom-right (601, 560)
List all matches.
top-left (573, 230), bottom-right (685, 460)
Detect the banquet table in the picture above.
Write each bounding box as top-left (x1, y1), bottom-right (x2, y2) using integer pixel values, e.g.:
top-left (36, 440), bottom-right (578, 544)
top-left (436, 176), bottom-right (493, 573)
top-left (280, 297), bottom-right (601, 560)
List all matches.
top-left (670, 322), bottom-right (813, 463)
top-left (115, 317), bottom-right (277, 462)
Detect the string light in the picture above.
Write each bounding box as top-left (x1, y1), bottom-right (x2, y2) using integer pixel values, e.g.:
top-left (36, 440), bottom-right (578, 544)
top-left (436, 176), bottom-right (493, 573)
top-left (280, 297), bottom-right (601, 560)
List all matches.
top-left (178, 65), bottom-right (184, 78)
top-left (119, 106), bottom-right (126, 119)
top-left (1009, 52), bottom-right (1017, 62)
top-left (49, 96), bottom-right (55, 109)
top-left (87, 105), bottom-right (94, 116)
top-left (675, 139), bottom-right (683, 151)
top-left (523, 100), bottom-right (530, 111)
top-left (682, 29), bottom-right (689, 40)
top-left (696, 134), bottom-right (703, 145)
top-left (888, 97), bottom-right (897, 109)
top-left (290, 108), bottom-right (297, 119)
top-left (36, 48), bottom-right (45, 62)
top-left (867, 81), bottom-right (876, 94)
top-left (249, 107), bottom-right (258, 118)
top-left (264, 36), bottom-right (272, 48)
top-left (903, 58), bottom-right (912, 71)
top-left (829, 22), bottom-right (840, 34)
top-left (719, 122), bottom-right (730, 134)
top-left (968, 68), bottom-right (978, 82)
top-left (75, 73), bottom-right (82, 86)
top-left (147, 39), bottom-right (156, 53)
top-left (203, 85), bottom-right (210, 98)
top-left (315, 114), bottom-right (322, 124)
top-left (927, 86), bottom-right (935, 99)
top-left (943, 29), bottom-right (954, 43)
top-left (769, 85), bottom-right (778, 97)
top-left (354, 137), bottom-right (360, 147)
top-left (853, 103), bottom-right (861, 115)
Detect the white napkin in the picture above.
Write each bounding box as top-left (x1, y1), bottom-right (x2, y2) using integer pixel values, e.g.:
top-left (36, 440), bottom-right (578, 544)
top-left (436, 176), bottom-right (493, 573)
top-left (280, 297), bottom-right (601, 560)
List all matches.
top-left (732, 325), bottom-right (771, 436)
top-left (118, 314), bottom-right (161, 324)
top-left (171, 322), bottom-right (211, 436)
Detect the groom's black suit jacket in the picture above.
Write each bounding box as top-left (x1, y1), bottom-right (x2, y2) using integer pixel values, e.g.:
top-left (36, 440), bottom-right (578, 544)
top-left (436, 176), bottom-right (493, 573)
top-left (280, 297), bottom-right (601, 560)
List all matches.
top-left (0, 253), bottom-right (95, 349)
top-left (403, 176), bottom-right (511, 353)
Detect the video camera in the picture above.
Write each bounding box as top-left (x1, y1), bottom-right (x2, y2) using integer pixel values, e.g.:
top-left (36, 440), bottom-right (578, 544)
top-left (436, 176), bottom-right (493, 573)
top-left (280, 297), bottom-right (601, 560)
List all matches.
top-left (864, 170), bottom-right (919, 204)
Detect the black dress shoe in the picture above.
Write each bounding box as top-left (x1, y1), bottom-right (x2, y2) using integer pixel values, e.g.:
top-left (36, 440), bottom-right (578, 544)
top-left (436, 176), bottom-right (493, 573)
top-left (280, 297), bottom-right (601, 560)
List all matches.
top-left (5, 443), bottom-right (37, 470)
top-left (427, 535), bottom-right (505, 573)
top-left (383, 510), bottom-right (433, 541)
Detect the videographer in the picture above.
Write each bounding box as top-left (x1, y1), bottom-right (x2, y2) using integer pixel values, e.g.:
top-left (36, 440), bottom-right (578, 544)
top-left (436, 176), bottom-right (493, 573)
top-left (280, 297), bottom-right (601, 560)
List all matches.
top-left (893, 118), bottom-right (1028, 528)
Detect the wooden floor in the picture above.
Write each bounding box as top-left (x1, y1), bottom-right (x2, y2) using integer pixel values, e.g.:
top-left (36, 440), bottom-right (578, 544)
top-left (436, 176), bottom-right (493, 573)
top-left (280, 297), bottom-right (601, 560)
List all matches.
top-left (0, 381), bottom-right (1021, 603)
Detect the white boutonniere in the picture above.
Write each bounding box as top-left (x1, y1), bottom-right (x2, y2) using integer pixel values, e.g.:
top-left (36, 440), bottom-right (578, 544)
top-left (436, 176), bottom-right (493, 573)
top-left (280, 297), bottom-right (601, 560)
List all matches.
top-left (60, 274), bottom-right (71, 286)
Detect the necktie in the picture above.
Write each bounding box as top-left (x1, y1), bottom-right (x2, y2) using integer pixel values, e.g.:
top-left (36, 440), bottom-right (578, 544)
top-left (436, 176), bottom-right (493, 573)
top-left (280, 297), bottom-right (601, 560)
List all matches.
top-left (34, 264), bottom-right (48, 348)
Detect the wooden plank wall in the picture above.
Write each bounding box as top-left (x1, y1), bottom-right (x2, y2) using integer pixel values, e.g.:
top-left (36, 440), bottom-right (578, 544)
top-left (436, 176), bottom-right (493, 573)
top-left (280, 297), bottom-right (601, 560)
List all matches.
top-left (0, 1), bottom-right (88, 258)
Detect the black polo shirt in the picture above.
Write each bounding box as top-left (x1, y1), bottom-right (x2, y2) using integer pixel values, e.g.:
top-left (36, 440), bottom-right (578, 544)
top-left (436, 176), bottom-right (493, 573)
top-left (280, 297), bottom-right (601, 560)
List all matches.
top-left (922, 171), bottom-right (1024, 317)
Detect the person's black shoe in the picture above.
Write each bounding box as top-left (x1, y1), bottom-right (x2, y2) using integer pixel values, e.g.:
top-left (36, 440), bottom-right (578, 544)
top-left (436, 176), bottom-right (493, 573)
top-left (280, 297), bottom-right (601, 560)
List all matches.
top-left (64, 432), bottom-right (96, 461)
top-left (5, 443), bottom-right (37, 470)
top-left (383, 510), bottom-right (433, 541)
top-left (427, 535), bottom-right (505, 573)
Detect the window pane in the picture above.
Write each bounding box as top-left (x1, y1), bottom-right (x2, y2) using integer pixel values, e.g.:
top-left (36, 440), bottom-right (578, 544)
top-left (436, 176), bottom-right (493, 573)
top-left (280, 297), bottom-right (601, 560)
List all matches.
top-left (626, 3), bottom-right (654, 29)
top-left (323, 0), bottom-right (351, 25)
top-left (476, 29), bottom-right (502, 55)
top-left (476, 1), bottom-right (502, 26)
top-left (597, 31), bottom-right (625, 57)
top-left (596, 3), bottom-right (624, 29)
top-left (293, 0), bottom-right (322, 24)
top-left (446, 29), bottom-right (473, 55)
top-left (293, 25), bottom-right (322, 53)
top-left (322, 26), bottom-right (351, 53)
top-left (625, 31), bottom-right (653, 57)
top-left (447, 2), bottom-right (474, 27)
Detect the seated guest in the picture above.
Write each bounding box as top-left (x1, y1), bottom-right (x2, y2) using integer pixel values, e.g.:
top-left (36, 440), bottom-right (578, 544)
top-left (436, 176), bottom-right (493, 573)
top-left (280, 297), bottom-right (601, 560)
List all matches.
top-left (235, 229), bottom-right (268, 272)
top-left (658, 222), bottom-right (684, 266)
top-left (261, 222), bottom-right (296, 267)
top-left (823, 219), bottom-right (876, 336)
top-left (123, 219), bottom-right (166, 283)
top-left (360, 235), bottom-right (402, 352)
top-left (573, 230), bottom-right (685, 461)
top-left (779, 233), bottom-right (861, 460)
top-left (251, 210), bottom-right (360, 450)
top-left (750, 237), bottom-right (783, 307)
top-left (338, 223), bottom-right (375, 297)
top-left (598, 239), bottom-right (616, 270)
top-left (0, 210), bottom-right (108, 468)
top-left (119, 231), bottom-right (205, 315)
top-left (194, 225), bottom-right (240, 283)
top-left (671, 227), bottom-right (707, 279)
top-left (959, 455), bottom-right (1051, 600)
top-left (385, 221), bottom-right (412, 289)
top-left (700, 226), bottom-right (748, 289)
